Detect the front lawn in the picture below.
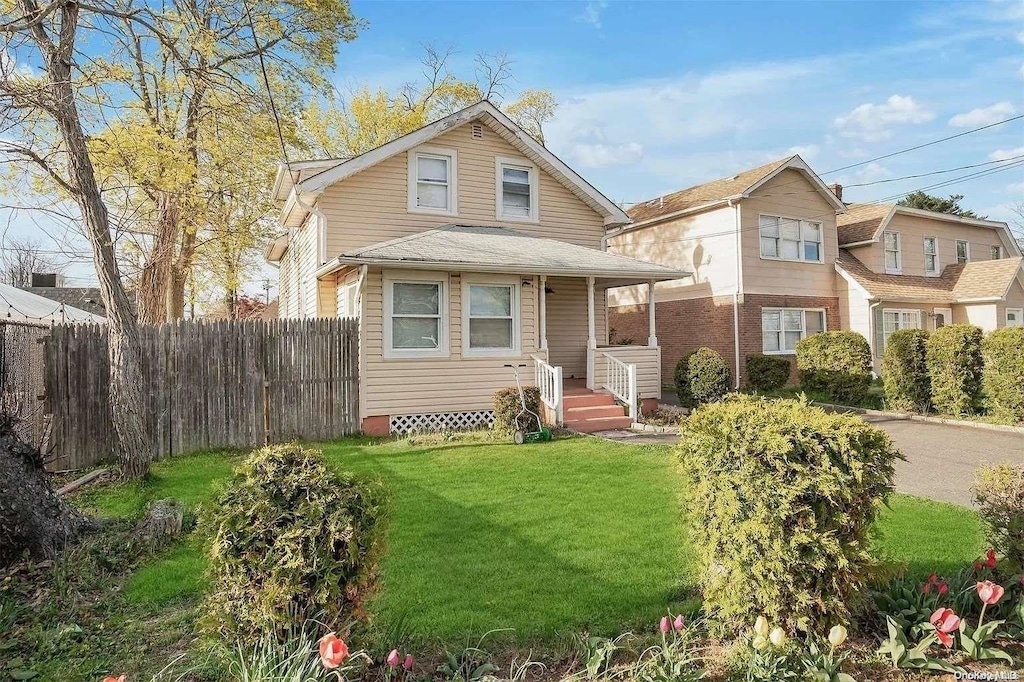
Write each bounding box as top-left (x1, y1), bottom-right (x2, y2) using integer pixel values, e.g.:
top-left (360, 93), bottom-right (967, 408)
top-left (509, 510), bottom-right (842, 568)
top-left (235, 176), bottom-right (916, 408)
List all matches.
top-left (74, 435), bottom-right (985, 645)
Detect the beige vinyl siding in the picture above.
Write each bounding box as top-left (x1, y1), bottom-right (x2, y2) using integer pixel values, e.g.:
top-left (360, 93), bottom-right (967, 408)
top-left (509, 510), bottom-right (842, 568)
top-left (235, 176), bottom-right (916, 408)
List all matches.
top-left (846, 214), bottom-right (1012, 275)
top-left (361, 268), bottom-right (544, 418)
top-left (317, 122), bottom-right (606, 258)
top-left (544, 276), bottom-right (607, 378)
top-left (277, 250), bottom-right (295, 318)
top-left (997, 279), bottom-right (1024, 327)
top-left (318, 276), bottom-right (338, 318)
top-left (592, 346), bottom-right (661, 399)
top-left (606, 205), bottom-right (737, 306)
top-left (837, 274), bottom-right (871, 346)
top-left (741, 168), bottom-right (839, 297)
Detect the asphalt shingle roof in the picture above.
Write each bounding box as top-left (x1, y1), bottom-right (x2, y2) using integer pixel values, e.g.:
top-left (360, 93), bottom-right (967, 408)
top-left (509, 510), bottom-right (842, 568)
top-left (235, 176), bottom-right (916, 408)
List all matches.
top-left (837, 203), bottom-right (894, 245)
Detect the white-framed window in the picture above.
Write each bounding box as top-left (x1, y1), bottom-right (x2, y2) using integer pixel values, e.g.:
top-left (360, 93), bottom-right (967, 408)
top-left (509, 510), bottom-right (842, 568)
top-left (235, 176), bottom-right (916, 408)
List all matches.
top-left (383, 273), bottom-right (448, 359)
top-left (924, 236), bottom-right (939, 275)
top-left (495, 156), bottom-right (539, 222)
top-left (759, 215), bottom-right (823, 263)
top-left (337, 282), bottom-right (358, 318)
top-left (462, 279), bottom-right (520, 356)
top-left (956, 240), bottom-right (970, 265)
top-left (407, 146), bottom-right (457, 215)
top-left (884, 231), bottom-right (901, 273)
top-left (761, 308), bottom-right (826, 354)
top-left (1007, 308), bottom-right (1023, 328)
top-left (881, 309), bottom-right (922, 349)
top-left (991, 245), bottom-right (1002, 260)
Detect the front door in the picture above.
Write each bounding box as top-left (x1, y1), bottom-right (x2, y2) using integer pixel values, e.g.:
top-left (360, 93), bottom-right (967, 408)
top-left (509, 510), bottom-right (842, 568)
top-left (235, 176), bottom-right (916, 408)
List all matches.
top-left (932, 308), bottom-right (952, 331)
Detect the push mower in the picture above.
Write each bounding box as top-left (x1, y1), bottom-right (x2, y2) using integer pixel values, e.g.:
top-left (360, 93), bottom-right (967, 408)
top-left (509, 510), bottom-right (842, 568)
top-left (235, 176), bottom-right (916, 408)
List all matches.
top-left (504, 363), bottom-right (552, 444)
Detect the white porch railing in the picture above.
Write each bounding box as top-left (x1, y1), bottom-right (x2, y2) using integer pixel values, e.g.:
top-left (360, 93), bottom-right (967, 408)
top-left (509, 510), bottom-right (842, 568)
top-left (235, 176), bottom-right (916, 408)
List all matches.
top-left (532, 354), bottom-right (563, 424)
top-left (601, 352), bottom-right (638, 421)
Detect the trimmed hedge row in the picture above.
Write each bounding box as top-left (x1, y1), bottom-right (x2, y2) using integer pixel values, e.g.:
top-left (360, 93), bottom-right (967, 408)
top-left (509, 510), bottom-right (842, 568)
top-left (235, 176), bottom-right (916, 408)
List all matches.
top-left (745, 354), bottom-right (791, 392)
top-left (796, 331), bottom-right (873, 404)
top-left (982, 327), bottom-right (1024, 423)
top-left (925, 324), bottom-right (984, 416)
top-left (881, 328), bottom-right (931, 411)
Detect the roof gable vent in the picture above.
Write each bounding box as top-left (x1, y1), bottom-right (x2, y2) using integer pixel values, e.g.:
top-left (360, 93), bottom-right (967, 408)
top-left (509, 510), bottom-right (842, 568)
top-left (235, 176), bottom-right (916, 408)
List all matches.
top-left (471, 123), bottom-right (484, 139)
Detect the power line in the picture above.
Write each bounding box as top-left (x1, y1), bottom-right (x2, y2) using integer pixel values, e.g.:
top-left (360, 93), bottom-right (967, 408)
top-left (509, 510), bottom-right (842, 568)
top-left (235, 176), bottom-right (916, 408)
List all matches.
top-left (241, 0), bottom-right (290, 171)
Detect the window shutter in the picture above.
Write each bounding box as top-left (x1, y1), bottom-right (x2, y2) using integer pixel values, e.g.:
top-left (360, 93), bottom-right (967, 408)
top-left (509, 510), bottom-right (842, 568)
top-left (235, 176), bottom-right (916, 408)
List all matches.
top-left (873, 308), bottom-right (884, 358)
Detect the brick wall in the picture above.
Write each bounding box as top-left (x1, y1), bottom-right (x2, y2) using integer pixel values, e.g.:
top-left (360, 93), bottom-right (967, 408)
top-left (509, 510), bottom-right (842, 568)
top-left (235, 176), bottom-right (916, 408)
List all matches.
top-left (739, 294), bottom-right (841, 385)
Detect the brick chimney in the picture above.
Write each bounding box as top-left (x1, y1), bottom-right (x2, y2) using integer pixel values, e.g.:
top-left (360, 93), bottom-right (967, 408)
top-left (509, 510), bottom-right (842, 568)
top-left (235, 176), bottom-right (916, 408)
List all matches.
top-left (827, 183), bottom-right (843, 202)
top-left (30, 272), bottom-right (60, 287)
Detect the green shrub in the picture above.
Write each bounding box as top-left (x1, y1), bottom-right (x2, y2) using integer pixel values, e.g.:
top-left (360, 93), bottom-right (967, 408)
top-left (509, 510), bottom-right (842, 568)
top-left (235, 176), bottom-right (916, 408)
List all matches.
top-left (204, 444), bottom-right (382, 637)
top-left (972, 463), bottom-right (1024, 569)
top-left (925, 324), bottom-right (984, 416)
top-left (745, 354), bottom-right (791, 392)
top-left (982, 327), bottom-right (1024, 423)
top-left (796, 331), bottom-right (872, 405)
top-left (674, 348), bottom-right (731, 407)
top-left (675, 395), bottom-right (899, 632)
top-left (493, 385), bottom-right (543, 435)
top-left (881, 328), bottom-right (931, 411)
top-left (673, 352), bottom-right (697, 408)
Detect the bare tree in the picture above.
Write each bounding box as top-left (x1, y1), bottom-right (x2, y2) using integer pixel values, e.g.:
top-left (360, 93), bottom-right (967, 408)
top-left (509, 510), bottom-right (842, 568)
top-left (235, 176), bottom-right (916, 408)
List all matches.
top-left (0, 236), bottom-right (64, 287)
top-left (1009, 202), bottom-right (1024, 252)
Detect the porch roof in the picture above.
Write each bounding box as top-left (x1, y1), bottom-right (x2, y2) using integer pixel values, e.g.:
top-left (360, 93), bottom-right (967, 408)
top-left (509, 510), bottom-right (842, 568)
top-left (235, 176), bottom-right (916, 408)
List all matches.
top-left (316, 224), bottom-right (691, 284)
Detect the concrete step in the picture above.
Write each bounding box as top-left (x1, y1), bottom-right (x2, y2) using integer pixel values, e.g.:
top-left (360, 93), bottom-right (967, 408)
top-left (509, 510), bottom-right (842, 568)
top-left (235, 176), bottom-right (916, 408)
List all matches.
top-left (564, 404), bottom-right (627, 420)
top-left (563, 392), bottom-right (617, 409)
top-left (565, 415), bottom-right (635, 433)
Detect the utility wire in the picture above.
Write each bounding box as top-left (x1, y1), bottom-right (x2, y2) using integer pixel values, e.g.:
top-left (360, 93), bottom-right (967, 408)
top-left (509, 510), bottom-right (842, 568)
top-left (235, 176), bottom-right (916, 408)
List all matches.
top-left (241, 0), bottom-right (291, 170)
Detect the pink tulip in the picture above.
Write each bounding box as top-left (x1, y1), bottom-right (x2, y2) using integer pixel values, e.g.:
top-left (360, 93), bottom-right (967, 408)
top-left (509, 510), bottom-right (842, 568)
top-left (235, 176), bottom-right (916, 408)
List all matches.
top-left (976, 580), bottom-right (1005, 605)
top-left (986, 549), bottom-right (997, 569)
top-left (387, 649), bottom-right (401, 668)
top-left (673, 614), bottom-right (686, 631)
top-left (659, 616), bottom-right (670, 633)
top-left (929, 608), bottom-right (960, 648)
top-left (318, 632), bottom-right (349, 669)
top-left (403, 654), bottom-right (414, 671)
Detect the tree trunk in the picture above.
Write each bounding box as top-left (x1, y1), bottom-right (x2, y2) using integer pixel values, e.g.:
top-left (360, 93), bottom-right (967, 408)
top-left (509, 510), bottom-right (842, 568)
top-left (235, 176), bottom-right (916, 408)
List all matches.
top-left (39, 0), bottom-right (152, 479)
top-left (0, 415), bottom-right (91, 566)
top-left (136, 192), bottom-right (179, 325)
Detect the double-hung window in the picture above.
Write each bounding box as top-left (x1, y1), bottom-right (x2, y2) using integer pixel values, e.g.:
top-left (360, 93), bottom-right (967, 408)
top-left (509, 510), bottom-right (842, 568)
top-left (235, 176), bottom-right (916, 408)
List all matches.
top-left (464, 281), bottom-right (519, 355)
top-left (991, 245), bottom-right (1002, 260)
top-left (884, 231), bottom-right (901, 273)
top-left (881, 310), bottom-right (921, 349)
top-left (385, 277), bottom-right (447, 358)
top-left (761, 308), bottom-right (825, 354)
top-left (923, 236), bottom-right (939, 275)
top-left (408, 147), bottom-right (457, 215)
top-left (496, 157), bottom-right (538, 221)
top-left (956, 240), bottom-right (970, 264)
top-left (759, 215), bottom-right (823, 262)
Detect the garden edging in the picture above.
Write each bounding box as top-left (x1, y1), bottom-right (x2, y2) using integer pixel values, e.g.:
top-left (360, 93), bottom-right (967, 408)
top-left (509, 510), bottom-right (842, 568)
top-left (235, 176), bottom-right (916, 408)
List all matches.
top-left (630, 422), bottom-right (678, 434)
top-left (812, 402), bottom-right (1024, 435)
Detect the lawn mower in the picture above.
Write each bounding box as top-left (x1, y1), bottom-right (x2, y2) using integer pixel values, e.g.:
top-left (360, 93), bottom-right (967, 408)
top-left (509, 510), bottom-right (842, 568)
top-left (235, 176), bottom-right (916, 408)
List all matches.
top-left (504, 363), bottom-right (552, 444)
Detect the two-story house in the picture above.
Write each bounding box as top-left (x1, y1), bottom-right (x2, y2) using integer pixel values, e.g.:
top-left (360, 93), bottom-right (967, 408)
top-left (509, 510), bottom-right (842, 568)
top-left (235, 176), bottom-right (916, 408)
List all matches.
top-left (267, 101), bottom-right (687, 435)
top-left (606, 156), bottom-right (1024, 385)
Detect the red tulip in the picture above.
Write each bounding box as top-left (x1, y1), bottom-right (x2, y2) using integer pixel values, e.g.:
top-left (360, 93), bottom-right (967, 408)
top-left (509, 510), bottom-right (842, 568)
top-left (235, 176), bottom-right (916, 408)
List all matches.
top-left (659, 616), bottom-right (670, 633)
top-left (936, 629), bottom-right (954, 648)
top-left (986, 549), bottom-right (997, 569)
top-left (673, 614), bottom-right (686, 631)
top-left (921, 582), bottom-right (932, 594)
top-left (938, 582), bottom-right (948, 595)
top-left (387, 649), bottom-right (401, 668)
top-left (973, 561), bottom-right (982, 572)
top-left (403, 654), bottom-right (414, 671)
top-left (976, 581), bottom-right (1005, 605)
top-left (927, 572), bottom-right (938, 584)
top-left (319, 632), bottom-right (350, 669)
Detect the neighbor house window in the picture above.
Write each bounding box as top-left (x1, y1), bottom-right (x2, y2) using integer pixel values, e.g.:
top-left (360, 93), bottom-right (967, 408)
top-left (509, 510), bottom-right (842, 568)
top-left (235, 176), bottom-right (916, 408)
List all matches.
top-left (884, 231), bottom-right (901, 273)
top-left (1007, 308), bottom-right (1023, 328)
top-left (759, 215), bottom-right (823, 262)
top-left (496, 157), bottom-right (538, 221)
top-left (337, 282), bottom-right (358, 318)
top-left (882, 309), bottom-right (921, 349)
top-left (761, 308), bottom-right (825, 354)
top-left (408, 147), bottom-right (457, 214)
top-left (956, 240), bottom-right (970, 264)
top-left (924, 236), bottom-right (939, 275)
top-left (385, 277), bottom-right (447, 358)
top-left (991, 245), bottom-right (1002, 260)
top-left (464, 282), bottom-right (518, 354)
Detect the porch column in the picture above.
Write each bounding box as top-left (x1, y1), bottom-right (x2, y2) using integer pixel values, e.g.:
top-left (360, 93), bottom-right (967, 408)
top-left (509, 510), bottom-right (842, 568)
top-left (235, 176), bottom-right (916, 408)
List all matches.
top-left (647, 280), bottom-right (658, 347)
top-left (587, 276), bottom-right (596, 389)
top-left (539, 275), bottom-right (548, 352)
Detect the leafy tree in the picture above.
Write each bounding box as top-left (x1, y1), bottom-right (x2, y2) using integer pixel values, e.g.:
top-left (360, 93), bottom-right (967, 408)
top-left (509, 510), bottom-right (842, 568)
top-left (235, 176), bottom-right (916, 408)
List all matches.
top-left (898, 191), bottom-right (985, 219)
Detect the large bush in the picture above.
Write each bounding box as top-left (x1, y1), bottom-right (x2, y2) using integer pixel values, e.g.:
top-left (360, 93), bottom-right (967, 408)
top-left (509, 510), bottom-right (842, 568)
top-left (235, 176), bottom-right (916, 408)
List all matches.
top-left (204, 444), bottom-right (382, 637)
top-left (796, 331), bottom-right (873, 405)
top-left (674, 348), bottom-right (731, 408)
top-left (493, 385), bottom-right (543, 435)
top-left (675, 395), bottom-right (899, 632)
top-left (926, 324), bottom-right (984, 416)
top-left (881, 328), bottom-right (931, 411)
top-left (745, 354), bottom-right (791, 392)
top-left (982, 326), bottom-right (1024, 423)
top-left (972, 463), bottom-right (1024, 569)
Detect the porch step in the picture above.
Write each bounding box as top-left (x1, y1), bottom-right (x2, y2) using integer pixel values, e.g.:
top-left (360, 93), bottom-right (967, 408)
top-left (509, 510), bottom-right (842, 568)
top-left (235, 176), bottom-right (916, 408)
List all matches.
top-left (564, 415), bottom-right (635, 433)
top-left (563, 391), bottom-right (617, 409)
top-left (564, 404), bottom-right (628, 420)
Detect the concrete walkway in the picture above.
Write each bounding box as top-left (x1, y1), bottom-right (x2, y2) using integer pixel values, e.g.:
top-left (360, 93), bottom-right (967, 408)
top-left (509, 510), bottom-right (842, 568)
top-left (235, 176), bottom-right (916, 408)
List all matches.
top-left (596, 415), bottom-right (1024, 507)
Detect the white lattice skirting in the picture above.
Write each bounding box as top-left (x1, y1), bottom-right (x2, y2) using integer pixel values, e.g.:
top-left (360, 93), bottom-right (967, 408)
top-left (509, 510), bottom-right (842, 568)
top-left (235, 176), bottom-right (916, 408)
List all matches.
top-left (389, 410), bottom-right (495, 435)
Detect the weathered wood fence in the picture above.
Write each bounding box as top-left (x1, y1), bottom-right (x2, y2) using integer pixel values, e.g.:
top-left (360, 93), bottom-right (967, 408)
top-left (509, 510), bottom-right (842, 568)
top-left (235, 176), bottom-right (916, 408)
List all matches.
top-left (43, 318), bottom-right (359, 470)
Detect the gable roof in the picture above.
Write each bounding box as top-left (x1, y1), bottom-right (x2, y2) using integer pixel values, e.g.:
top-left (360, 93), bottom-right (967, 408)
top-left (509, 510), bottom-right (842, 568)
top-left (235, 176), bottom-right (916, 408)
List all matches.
top-left (280, 100), bottom-right (629, 228)
top-left (315, 224), bottom-right (690, 282)
top-left (837, 203), bottom-right (1020, 252)
top-left (835, 249), bottom-right (1023, 303)
top-left (624, 155), bottom-right (845, 226)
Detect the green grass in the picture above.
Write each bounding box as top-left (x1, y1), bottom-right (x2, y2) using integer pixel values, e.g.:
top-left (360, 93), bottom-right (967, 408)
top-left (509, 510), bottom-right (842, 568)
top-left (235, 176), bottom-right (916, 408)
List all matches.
top-left (77, 435), bottom-right (985, 646)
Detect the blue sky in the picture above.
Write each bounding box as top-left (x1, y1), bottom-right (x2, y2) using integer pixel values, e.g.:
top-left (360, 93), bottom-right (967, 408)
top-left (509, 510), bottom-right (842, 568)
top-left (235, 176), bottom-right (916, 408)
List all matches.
top-left (5, 0), bottom-right (1024, 288)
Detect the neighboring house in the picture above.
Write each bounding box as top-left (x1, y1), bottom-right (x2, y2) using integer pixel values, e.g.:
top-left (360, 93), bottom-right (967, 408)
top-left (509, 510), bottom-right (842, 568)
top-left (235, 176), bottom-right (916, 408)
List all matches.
top-left (606, 155), bottom-right (846, 386)
top-left (607, 156), bottom-right (1024, 385)
top-left (0, 282), bottom-right (105, 324)
top-left (267, 101), bottom-right (687, 435)
top-left (835, 203), bottom-right (1024, 369)
top-left (21, 277), bottom-right (108, 318)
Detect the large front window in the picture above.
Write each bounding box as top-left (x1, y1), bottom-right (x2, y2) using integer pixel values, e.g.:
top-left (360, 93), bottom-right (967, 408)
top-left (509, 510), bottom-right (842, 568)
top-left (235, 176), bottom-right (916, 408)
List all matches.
top-left (759, 215), bottom-right (823, 262)
top-left (463, 281), bottom-right (519, 355)
top-left (882, 310), bottom-right (921, 348)
top-left (386, 278), bottom-right (447, 357)
top-left (762, 308), bottom-right (825, 353)
top-left (884, 231), bottom-right (901, 273)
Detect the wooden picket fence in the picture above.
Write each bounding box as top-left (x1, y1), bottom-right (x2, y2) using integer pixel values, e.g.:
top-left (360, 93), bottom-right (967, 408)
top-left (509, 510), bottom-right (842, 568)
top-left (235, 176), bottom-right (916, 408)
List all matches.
top-left (43, 318), bottom-right (359, 470)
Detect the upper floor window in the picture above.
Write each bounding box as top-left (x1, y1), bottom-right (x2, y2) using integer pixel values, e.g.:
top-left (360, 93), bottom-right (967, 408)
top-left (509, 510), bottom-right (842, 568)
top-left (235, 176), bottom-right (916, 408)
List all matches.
top-left (884, 231), bottom-right (901, 273)
top-left (761, 308), bottom-right (825, 354)
top-left (408, 147), bottom-right (457, 215)
top-left (759, 215), bottom-right (823, 262)
top-left (923, 236), bottom-right (939, 275)
top-left (496, 157), bottom-right (539, 222)
top-left (956, 240), bottom-right (970, 264)
top-left (991, 245), bottom-right (1002, 260)
top-left (464, 281), bottom-right (519, 355)
top-left (384, 275), bottom-right (448, 358)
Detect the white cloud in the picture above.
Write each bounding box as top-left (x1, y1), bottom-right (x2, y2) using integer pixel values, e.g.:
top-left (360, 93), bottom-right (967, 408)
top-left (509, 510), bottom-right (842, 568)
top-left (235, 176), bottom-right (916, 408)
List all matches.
top-left (833, 95), bottom-right (935, 142)
top-left (989, 146), bottom-right (1024, 161)
top-left (1017, 30), bottom-right (1024, 45)
top-left (1007, 181), bottom-right (1024, 194)
top-left (575, 1), bottom-right (607, 29)
top-left (570, 142), bottom-right (644, 168)
top-left (787, 145), bottom-right (820, 162)
top-left (948, 101), bottom-right (1016, 127)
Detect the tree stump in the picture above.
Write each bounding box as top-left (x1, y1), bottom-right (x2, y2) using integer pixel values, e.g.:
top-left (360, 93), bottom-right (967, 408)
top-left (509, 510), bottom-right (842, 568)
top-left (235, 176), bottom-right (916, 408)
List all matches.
top-left (133, 498), bottom-right (183, 546)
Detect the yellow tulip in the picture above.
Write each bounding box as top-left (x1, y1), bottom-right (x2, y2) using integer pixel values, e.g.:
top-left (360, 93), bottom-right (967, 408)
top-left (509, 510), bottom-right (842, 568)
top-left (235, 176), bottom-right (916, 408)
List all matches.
top-left (828, 625), bottom-right (848, 648)
top-left (769, 627), bottom-right (787, 647)
top-left (753, 615), bottom-right (770, 638)
top-left (752, 635), bottom-right (769, 651)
